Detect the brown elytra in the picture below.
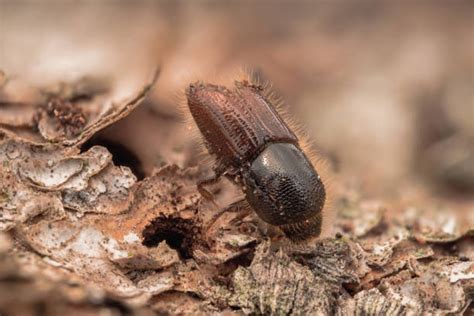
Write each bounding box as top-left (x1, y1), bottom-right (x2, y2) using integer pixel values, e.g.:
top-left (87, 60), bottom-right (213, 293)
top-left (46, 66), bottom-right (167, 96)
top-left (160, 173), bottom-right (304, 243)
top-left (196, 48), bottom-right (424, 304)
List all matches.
top-left (186, 80), bottom-right (326, 241)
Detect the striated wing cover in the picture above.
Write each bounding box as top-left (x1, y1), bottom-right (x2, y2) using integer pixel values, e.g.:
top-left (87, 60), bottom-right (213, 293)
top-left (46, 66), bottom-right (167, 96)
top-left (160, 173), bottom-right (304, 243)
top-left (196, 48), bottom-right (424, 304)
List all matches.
top-left (186, 80), bottom-right (297, 167)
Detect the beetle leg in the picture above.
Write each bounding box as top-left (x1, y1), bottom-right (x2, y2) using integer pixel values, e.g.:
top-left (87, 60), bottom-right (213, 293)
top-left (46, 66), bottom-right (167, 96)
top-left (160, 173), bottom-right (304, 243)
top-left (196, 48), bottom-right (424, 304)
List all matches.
top-left (229, 201), bottom-right (253, 225)
top-left (197, 173), bottom-right (222, 206)
top-left (205, 198), bottom-right (249, 233)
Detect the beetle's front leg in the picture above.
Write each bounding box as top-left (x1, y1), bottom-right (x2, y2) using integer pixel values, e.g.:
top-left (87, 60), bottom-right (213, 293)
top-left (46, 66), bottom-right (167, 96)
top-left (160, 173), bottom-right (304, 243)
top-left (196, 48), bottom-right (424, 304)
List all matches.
top-left (204, 198), bottom-right (250, 233)
top-left (197, 163), bottom-right (230, 204)
top-left (197, 173), bottom-right (222, 204)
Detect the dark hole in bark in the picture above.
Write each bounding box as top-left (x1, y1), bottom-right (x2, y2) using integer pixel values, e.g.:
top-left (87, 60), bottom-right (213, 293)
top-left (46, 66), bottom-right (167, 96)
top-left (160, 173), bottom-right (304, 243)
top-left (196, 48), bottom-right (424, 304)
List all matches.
top-left (81, 136), bottom-right (145, 180)
top-left (214, 247), bottom-right (256, 286)
top-left (142, 216), bottom-right (199, 260)
top-left (100, 298), bottom-right (132, 316)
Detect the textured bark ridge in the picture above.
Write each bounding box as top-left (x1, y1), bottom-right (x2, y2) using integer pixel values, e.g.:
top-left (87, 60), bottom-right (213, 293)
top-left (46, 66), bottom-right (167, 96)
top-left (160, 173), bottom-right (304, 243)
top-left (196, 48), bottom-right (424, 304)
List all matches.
top-left (0, 73), bottom-right (473, 316)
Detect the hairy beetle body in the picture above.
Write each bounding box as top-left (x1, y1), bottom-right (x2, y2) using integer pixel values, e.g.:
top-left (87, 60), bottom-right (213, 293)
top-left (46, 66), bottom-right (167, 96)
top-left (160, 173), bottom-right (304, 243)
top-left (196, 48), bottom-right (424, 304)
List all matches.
top-left (186, 79), bottom-right (326, 241)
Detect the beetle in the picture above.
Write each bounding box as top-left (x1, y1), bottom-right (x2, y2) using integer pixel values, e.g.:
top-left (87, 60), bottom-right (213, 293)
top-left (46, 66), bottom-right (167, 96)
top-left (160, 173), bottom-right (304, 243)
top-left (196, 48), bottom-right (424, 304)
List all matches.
top-left (185, 79), bottom-right (327, 241)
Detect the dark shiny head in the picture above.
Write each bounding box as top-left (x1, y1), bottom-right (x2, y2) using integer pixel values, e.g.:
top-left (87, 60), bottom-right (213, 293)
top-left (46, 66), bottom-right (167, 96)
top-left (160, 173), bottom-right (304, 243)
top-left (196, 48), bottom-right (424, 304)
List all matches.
top-left (243, 143), bottom-right (326, 239)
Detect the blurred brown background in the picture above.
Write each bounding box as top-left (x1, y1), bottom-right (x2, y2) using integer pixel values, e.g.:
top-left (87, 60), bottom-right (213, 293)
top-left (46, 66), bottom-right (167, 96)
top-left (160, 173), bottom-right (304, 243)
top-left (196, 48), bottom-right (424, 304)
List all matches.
top-left (1, 1), bottom-right (473, 200)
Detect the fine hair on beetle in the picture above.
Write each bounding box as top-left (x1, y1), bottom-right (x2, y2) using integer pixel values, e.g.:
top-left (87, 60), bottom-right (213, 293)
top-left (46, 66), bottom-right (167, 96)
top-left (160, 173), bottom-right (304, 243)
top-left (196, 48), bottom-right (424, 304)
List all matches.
top-left (180, 69), bottom-right (333, 244)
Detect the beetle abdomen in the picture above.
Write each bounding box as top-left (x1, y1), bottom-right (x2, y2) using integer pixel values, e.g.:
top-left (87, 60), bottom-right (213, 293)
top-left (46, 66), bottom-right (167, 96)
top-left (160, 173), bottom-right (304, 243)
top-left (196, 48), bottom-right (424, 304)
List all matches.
top-left (244, 143), bottom-right (325, 239)
top-left (186, 81), bottom-right (297, 167)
